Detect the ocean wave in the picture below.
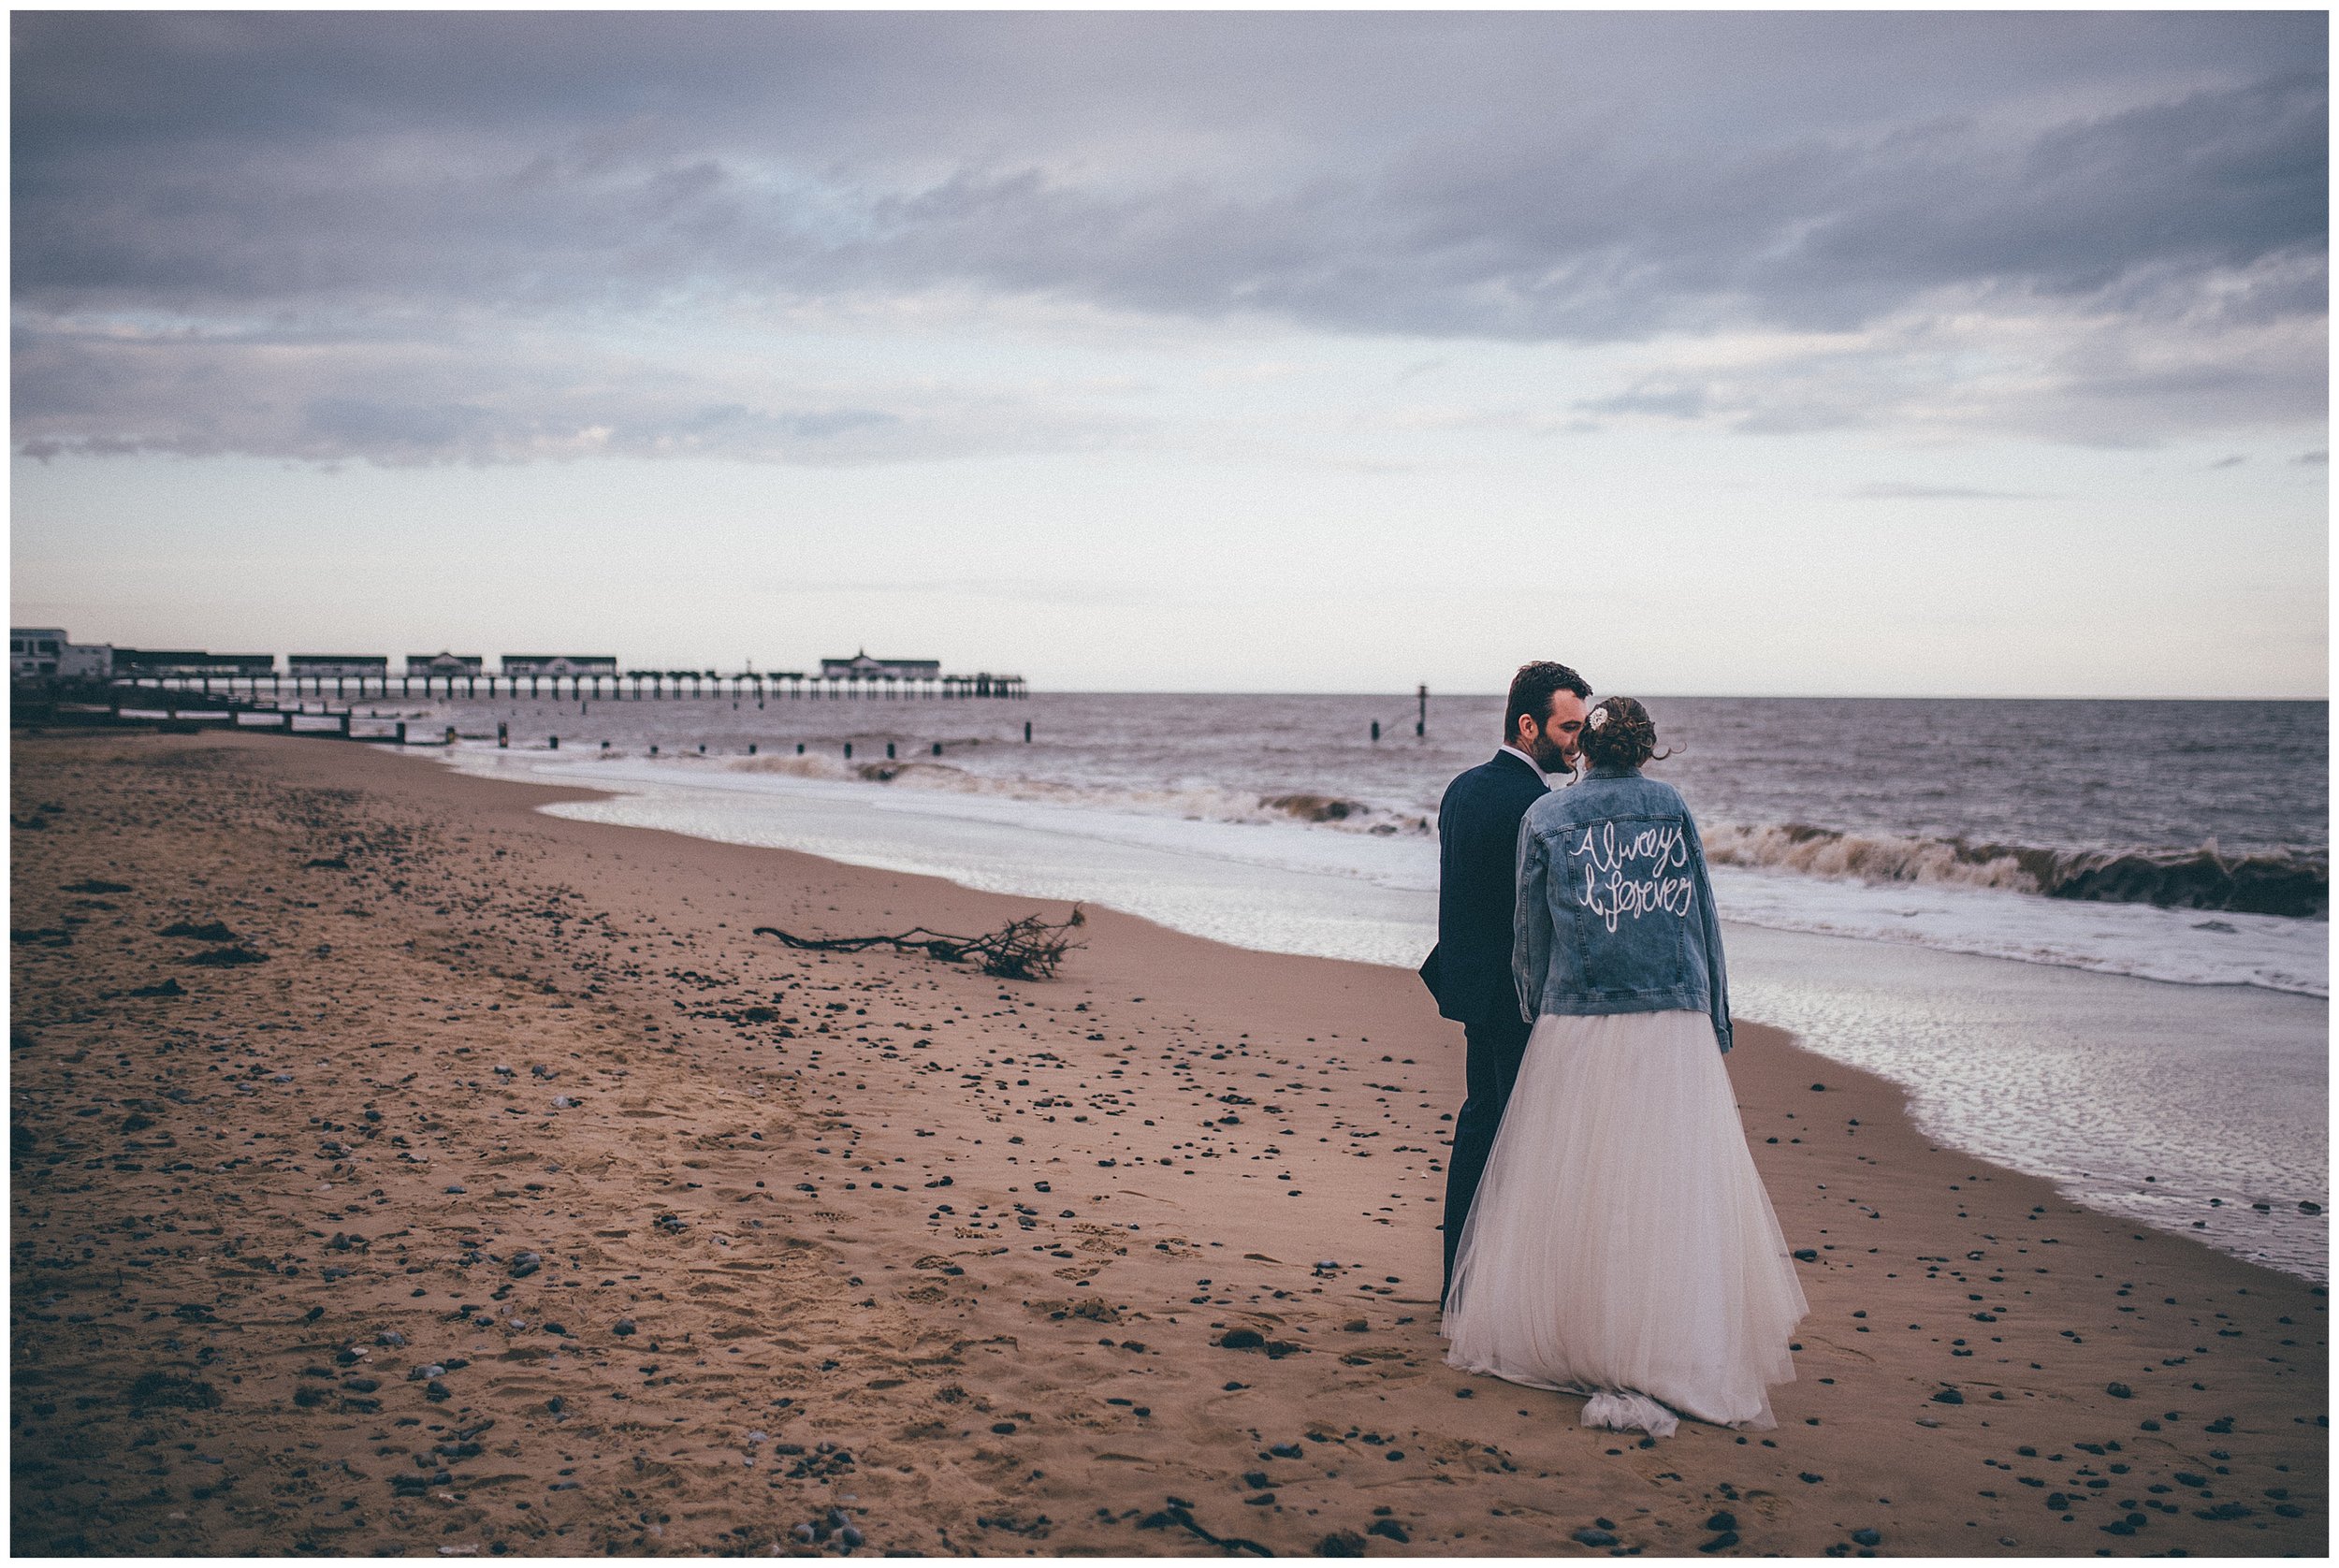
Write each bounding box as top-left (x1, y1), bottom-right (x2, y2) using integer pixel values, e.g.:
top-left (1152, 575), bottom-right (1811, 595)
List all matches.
top-left (1704, 822), bottom-right (2327, 919)
top-left (727, 753), bottom-right (1434, 836)
top-left (727, 753), bottom-right (2322, 916)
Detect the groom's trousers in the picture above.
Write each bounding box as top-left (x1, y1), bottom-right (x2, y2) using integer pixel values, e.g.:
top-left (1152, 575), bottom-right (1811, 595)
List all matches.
top-left (1440, 1009), bottom-right (1534, 1308)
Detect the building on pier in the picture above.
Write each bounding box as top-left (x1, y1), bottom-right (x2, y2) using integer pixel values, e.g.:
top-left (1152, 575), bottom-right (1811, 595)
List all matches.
top-left (820, 651), bottom-right (943, 682)
top-left (288, 654), bottom-right (389, 678)
top-left (113, 647), bottom-right (274, 678)
top-left (501, 654), bottom-right (617, 676)
top-left (406, 652), bottom-right (485, 676)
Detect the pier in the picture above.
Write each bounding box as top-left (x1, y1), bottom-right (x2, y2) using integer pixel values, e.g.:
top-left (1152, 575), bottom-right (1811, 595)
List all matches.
top-left (64, 667), bottom-right (1023, 703)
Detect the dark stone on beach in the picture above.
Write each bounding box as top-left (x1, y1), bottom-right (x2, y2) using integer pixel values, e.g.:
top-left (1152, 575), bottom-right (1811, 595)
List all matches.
top-left (127, 979), bottom-right (185, 997)
top-left (376, 1329), bottom-right (406, 1347)
top-left (126, 1372), bottom-right (220, 1412)
top-left (183, 946), bottom-right (268, 966)
top-left (613, 1318), bottom-right (636, 1336)
top-left (1315, 1532), bottom-right (1366, 1557)
top-left (1793, 1249), bottom-right (1818, 1262)
top-left (1573, 1527), bottom-right (1618, 1547)
top-left (62, 879), bottom-right (132, 894)
top-left (1705, 1512), bottom-right (1737, 1532)
top-left (2302, 1201), bottom-right (2322, 1214)
top-left (1217, 1329), bottom-right (1266, 1351)
top-left (160, 921), bottom-right (238, 941)
top-left (508, 1251), bottom-right (542, 1278)
top-left (1699, 1531), bottom-right (1738, 1552)
top-left (1367, 1518), bottom-right (1410, 1544)
top-left (1932, 1388), bottom-right (1965, 1404)
top-left (2106, 1382), bottom-right (2133, 1399)
top-left (1851, 1528), bottom-right (1881, 1546)
top-left (1809, 1082), bottom-right (1826, 1092)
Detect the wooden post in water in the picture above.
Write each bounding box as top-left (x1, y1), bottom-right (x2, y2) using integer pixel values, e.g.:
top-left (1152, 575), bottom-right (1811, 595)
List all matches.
top-left (1416, 684), bottom-right (1427, 738)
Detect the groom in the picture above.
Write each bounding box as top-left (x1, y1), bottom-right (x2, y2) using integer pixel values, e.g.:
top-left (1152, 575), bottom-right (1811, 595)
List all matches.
top-left (1422, 660), bottom-right (1591, 1310)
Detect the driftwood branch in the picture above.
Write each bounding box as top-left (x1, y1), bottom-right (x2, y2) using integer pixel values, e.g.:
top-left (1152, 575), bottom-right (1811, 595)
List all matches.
top-left (753, 906), bottom-right (1085, 981)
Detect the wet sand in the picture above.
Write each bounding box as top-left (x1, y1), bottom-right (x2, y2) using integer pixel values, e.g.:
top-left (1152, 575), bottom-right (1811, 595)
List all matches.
top-left (9, 728), bottom-right (2326, 1557)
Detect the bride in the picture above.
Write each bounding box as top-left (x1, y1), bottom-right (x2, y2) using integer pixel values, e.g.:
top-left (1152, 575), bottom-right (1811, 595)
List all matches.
top-left (1441, 696), bottom-right (1807, 1437)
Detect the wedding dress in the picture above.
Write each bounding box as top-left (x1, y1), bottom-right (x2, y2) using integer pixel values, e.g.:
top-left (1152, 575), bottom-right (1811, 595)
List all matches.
top-left (1441, 1009), bottom-right (1808, 1434)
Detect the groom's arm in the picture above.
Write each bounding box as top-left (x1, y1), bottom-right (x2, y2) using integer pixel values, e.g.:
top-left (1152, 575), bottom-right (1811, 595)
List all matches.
top-left (1511, 813), bottom-right (1550, 1024)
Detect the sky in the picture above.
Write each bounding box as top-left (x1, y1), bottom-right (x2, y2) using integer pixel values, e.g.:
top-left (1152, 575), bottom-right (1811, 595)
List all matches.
top-left (9, 9), bottom-right (2329, 697)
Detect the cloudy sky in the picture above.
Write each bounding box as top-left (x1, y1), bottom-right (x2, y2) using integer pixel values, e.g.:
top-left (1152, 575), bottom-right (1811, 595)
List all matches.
top-left (11, 10), bottom-right (2327, 695)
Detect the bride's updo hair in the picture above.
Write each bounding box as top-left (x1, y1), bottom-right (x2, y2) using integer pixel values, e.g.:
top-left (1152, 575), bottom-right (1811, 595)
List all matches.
top-left (1577, 696), bottom-right (1668, 769)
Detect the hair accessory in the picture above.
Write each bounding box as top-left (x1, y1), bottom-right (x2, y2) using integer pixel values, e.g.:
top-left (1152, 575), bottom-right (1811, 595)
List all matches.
top-left (1588, 705), bottom-right (1609, 730)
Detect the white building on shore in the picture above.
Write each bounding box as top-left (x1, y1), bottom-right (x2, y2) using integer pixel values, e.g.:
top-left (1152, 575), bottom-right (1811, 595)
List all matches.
top-left (10, 627), bottom-right (113, 681)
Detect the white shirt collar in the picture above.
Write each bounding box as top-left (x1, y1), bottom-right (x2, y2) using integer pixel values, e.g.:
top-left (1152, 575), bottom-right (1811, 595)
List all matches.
top-left (1498, 743), bottom-right (1550, 785)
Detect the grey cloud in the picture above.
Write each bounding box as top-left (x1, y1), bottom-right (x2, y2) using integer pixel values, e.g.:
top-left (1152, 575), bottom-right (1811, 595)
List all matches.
top-left (2294, 449), bottom-right (2329, 465)
top-left (755, 575), bottom-right (1152, 608)
top-left (2207, 455), bottom-right (2246, 468)
top-left (17, 12), bottom-right (2323, 335)
top-left (1849, 483), bottom-right (2048, 501)
top-left (10, 11), bottom-right (2327, 463)
top-left (1576, 387), bottom-right (1714, 422)
top-left (10, 320), bottom-right (1127, 467)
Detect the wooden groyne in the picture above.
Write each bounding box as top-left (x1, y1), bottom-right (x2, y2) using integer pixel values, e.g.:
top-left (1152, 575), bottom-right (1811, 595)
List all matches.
top-left (12, 694), bottom-right (451, 746)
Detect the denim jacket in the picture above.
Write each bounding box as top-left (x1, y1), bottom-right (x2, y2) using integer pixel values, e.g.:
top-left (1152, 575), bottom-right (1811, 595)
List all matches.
top-left (1512, 763), bottom-right (1733, 1052)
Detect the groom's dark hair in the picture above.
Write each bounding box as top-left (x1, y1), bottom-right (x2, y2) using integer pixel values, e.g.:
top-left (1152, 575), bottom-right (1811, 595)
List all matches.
top-left (1504, 661), bottom-right (1591, 742)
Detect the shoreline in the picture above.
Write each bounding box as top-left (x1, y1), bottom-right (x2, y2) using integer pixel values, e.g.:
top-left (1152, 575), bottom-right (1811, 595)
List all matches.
top-left (465, 746), bottom-right (2329, 1280)
top-left (10, 729), bottom-right (2326, 1557)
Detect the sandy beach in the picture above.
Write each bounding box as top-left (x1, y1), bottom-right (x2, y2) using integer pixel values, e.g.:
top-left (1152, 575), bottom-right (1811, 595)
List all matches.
top-left (9, 727), bottom-right (2326, 1557)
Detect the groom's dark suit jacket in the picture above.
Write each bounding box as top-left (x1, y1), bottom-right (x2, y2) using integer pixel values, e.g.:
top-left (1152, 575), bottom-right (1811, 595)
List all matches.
top-left (1420, 749), bottom-right (1551, 1025)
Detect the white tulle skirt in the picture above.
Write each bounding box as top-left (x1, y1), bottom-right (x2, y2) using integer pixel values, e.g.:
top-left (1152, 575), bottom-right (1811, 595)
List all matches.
top-left (1441, 1009), bottom-right (1809, 1434)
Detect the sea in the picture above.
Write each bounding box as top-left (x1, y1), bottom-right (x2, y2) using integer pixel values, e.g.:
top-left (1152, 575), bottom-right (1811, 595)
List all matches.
top-left (365, 690), bottom-right (2328, 1280)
